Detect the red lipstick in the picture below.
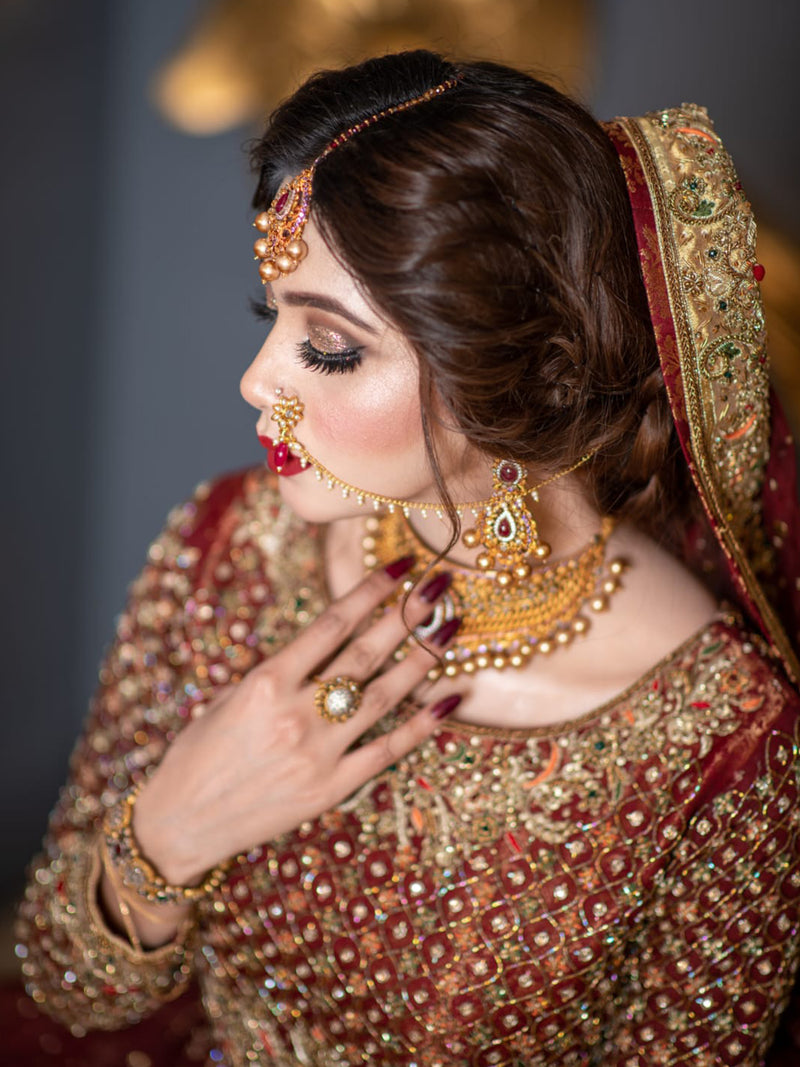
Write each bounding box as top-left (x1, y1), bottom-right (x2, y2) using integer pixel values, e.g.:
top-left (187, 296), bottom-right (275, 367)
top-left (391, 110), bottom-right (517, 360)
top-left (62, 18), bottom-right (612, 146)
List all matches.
top-left (257, 434), bottom-right (307, 476)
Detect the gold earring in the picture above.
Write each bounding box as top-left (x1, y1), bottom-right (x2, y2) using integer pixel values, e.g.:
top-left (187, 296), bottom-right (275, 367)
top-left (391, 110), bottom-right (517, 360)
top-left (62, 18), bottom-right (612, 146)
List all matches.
top-left (462, 460), bottom-right (551, 587)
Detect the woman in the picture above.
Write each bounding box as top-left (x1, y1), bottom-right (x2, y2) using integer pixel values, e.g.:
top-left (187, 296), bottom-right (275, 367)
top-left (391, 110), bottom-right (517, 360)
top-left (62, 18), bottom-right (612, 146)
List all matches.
top-left (16, 50), bottom-right (800, 1066)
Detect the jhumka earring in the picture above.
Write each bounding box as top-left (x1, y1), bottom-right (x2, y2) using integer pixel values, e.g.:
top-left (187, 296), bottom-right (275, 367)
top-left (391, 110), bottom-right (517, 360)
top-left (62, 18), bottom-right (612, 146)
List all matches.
top-left (462, 460), bottom-right (550, 587)
top-left (251, 77), bottom-right (461, 284)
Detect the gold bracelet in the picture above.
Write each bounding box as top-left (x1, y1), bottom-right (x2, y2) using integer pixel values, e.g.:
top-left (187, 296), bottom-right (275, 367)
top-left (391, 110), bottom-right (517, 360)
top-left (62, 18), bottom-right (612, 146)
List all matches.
top-left (103, 783), bottom-right (231, 905)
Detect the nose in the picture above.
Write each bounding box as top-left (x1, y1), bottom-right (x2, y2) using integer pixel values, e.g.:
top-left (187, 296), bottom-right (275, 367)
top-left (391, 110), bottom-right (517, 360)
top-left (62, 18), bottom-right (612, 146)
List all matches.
top-left (240, 336), bottom-right (284, 411)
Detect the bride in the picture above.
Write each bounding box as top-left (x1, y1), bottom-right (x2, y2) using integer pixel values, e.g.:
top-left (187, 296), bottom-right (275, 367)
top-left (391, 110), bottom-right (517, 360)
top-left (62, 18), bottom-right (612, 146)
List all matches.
top-left (18, 50), bottom-right (800, 1066)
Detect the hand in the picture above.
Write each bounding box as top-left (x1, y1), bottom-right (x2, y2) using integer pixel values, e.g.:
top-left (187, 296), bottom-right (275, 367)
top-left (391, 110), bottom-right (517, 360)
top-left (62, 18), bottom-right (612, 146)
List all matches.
top-left (132, 559), bottom-right (460, 888)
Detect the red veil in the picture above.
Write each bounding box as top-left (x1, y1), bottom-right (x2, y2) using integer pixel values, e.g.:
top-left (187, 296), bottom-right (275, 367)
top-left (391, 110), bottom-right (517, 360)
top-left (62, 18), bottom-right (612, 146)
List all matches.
top-left (605, 106), bottom-right (800, 689)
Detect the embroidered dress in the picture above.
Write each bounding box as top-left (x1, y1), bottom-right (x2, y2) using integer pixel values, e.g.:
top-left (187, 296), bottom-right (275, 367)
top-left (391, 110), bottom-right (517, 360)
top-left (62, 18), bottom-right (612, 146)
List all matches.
top-left (16, 471), bottom-right (800, 1066)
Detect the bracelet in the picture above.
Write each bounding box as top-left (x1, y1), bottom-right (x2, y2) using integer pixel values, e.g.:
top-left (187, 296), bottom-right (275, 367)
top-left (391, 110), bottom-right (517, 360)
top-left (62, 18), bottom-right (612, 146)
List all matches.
top-left (103, 783), bottom-right (231, 905)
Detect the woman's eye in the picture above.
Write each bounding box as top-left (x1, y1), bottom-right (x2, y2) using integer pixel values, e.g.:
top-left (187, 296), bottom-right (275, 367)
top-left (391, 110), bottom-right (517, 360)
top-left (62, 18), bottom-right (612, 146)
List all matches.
top-left (296, 339), bottom-right (363, 375)
top-left (249, 295), bottom-right (277, 324)
top-left (296, 324), bottom-right (364, 375)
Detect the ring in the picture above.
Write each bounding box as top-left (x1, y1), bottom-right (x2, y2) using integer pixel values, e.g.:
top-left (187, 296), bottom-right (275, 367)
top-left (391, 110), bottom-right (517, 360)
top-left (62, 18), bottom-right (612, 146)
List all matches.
top-left (314, 676), bottom-right (363, 723)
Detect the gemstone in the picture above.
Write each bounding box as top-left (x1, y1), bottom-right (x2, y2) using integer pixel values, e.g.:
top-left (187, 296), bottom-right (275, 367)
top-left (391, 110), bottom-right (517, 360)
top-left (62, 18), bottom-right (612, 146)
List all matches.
top-left (753, 263), bottom-right (766, 281)
top-left (274, 190), bottom-right (290, 216)
top-left (494, 509), bottom-right (516, 541)
top-left (499, 462), bottom-right (520, 484)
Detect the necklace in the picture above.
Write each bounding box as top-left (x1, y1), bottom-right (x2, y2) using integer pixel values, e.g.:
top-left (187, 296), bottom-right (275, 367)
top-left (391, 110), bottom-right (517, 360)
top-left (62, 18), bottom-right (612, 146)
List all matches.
top-left (364, 510), bottom-right (626, 678)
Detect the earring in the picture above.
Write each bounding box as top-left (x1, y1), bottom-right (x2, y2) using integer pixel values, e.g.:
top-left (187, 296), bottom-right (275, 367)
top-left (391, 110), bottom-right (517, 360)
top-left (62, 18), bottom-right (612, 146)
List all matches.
top-left (462, 460), bottom-right (551, 587)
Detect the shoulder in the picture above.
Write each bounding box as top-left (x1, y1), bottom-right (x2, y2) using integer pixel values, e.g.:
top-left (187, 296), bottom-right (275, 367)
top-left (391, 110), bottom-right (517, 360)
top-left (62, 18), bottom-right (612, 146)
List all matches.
top-left (129, 465), bottom-right (323, 601)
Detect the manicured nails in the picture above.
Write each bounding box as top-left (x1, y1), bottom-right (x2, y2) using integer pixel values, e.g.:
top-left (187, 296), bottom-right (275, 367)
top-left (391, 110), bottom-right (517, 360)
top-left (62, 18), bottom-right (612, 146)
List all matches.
top-left (419, 572), bottom-right (453, 604)
top-left (384, 554), bottom-right (416, 580)
top-left (431, 694), bottom-right (462, 720)
top-left (430, 616), bottom-right (462, 646)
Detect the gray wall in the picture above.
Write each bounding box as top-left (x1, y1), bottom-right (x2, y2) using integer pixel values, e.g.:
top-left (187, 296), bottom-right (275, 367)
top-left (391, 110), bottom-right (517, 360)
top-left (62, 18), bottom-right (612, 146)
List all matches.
top-left (3, 0), bottom-right (799, 899)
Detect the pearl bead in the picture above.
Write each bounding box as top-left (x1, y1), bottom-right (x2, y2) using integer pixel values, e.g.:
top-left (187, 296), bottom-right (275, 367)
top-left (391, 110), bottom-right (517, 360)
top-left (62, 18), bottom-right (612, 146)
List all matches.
top-left (514, 562), bottom-right (531, 579)
top-left (590, 595), bottom-right (607, 613)
top-left (476, 654), bottom-right (490, 670)
top-left (496, 571), bottom-right (512, 587)
top-left (510, 654), bottom-right (523, 668)
top-left (254, 212), bottom-right (270, 232)
top-left (286, 238), bottom-right (308, 260)
top-left (253, 237), bottom-right (270, 258)
top-left (275, 253), bottom-right (297, 274)
top-left (520, 644), bottom-right (532, 657)
top-left (462, 660), bottom-right (476, 674)
top-left (493, 655), bottom-right (507, 670)
top-left (535, 542), bottom-right (551, 560)
top-left (538, 640), bottom-right (553, 655)
top-left (602, 578), bottom-right (618, 595)
top-left (259, 260), bottom-right (280, 282)
top-left (610, 559), bottom-right (625, 575)
top-left (427, 667), bottom-right (442, 682)
top-left (462, 528), bottom-right (479, 548)
top-left (572, 616), bottom-right (588, 635)
top-left (476, 553), bottom-right (491, 570)
top-left (444, 664), bottom-right (458, 677)
top-left (556, 630), bottom-right (571, 645)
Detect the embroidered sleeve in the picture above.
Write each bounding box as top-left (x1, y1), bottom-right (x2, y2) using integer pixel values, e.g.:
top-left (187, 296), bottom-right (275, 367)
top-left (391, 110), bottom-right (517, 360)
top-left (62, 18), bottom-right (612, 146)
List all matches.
top-left (15, 473), bottom-right (248, 1032)
top-left (602, 711), bottom-right (800, 1066)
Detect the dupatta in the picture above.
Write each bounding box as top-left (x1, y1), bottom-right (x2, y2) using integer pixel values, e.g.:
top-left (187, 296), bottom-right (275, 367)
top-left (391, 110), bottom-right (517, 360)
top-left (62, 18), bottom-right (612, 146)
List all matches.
top-left (605, 106), bottom-right (800, 689)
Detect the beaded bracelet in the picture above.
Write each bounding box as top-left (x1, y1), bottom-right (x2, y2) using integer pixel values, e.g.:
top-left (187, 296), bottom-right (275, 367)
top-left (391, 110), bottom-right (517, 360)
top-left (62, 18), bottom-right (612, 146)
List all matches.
top-left (102, 783), bottom-right (231, 905)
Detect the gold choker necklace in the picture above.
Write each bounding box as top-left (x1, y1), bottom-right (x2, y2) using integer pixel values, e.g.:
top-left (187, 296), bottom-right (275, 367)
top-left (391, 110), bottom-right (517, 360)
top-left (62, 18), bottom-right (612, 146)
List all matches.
top-left (365, 511), bottom-right (626, 678)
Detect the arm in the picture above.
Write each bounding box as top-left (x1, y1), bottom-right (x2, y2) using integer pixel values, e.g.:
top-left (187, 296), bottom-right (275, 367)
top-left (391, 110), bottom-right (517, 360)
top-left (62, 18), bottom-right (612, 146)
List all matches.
top-left (13, 478), bottom-right (231, 1030)
top-left (600, 698), bottom-right (800, 1065)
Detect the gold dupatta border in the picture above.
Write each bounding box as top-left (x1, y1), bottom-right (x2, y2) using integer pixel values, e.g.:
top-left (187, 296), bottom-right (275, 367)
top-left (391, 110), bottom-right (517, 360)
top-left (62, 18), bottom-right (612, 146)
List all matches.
top-left (604, 107), bottom-right (800, 685)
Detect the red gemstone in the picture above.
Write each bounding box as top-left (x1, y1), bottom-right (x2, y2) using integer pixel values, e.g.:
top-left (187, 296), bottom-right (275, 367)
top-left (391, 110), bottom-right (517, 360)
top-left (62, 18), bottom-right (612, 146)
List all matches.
top-left (499, 462), bottom-right (519, 484)
top-left (752, 263), bottom-right (766, 281)
top-left (274, 190), bottom-right (289, 215)
top-left (497, 518), bottom-right (512, 538)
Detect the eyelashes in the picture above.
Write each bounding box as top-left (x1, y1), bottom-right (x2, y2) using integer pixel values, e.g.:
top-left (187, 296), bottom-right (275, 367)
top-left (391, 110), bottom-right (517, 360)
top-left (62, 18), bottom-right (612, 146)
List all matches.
top-left (295, 340), bottom-right (363, 375)
top-left (249, 295), bottom-right (364, 375)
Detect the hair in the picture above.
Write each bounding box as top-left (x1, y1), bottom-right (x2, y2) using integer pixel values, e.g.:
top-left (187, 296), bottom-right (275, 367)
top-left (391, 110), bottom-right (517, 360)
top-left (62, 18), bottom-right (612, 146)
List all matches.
top-left (250, 50), bottom-right (696, 547)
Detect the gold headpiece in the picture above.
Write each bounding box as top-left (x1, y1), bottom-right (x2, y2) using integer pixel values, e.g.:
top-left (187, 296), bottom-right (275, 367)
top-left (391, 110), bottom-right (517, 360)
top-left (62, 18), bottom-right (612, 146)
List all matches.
top-left (253, 77), bottom-right (461, 283)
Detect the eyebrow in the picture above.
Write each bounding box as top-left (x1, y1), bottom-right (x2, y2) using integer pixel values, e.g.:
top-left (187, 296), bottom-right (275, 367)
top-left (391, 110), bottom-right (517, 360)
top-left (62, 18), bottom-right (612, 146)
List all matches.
top-left (280, 291), bottom-right (378, 335)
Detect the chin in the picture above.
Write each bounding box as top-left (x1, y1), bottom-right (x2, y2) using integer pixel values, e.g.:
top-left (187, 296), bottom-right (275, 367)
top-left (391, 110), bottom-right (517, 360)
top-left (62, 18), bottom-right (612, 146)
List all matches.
top-left (275, 477), bottom-right (368, 525)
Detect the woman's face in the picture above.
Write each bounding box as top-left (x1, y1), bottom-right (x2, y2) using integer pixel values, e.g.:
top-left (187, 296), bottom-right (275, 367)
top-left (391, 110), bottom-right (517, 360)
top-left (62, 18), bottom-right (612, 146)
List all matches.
top-left (240, 218), bottom-right (485, 524)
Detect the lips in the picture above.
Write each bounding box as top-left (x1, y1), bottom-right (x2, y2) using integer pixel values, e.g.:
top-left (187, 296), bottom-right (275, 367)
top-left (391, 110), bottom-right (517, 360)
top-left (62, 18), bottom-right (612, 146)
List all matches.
top-left (258, 434), bottom-right (308, 476)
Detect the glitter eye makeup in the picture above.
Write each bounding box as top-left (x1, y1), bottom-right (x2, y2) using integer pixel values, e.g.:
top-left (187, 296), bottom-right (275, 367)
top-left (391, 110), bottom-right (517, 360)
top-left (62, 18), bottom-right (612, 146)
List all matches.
top-left (297, 325), bottom-right (364, 375)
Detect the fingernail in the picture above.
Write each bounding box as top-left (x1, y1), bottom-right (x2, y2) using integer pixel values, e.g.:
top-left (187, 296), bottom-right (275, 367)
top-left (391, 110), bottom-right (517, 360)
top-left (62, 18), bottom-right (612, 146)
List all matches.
top-left (419, 612), bottom-right (434, 628)
top-left (431, 694), bottom-right (462, 720)
top-left (384, 554), bottom-right (415, 579)
top-left (420, 572), bottom-right (453, 604)
top-left (430, 616), bottom-right (462, 646)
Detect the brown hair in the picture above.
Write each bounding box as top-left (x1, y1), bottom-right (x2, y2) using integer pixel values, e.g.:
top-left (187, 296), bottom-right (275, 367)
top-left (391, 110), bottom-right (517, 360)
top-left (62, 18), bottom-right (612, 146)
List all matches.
top-left (250, 51), bottom-right (695, 546)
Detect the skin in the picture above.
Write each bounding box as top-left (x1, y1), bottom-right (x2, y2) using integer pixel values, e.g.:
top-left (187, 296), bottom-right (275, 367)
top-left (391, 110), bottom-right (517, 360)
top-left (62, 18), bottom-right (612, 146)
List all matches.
top-left (103, 218), bottom-right (717, 947)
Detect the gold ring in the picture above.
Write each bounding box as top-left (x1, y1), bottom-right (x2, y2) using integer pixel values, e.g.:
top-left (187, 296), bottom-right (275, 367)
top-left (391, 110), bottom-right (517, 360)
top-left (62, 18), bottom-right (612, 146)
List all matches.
top-left (314, 676), bottom-right (363, 723)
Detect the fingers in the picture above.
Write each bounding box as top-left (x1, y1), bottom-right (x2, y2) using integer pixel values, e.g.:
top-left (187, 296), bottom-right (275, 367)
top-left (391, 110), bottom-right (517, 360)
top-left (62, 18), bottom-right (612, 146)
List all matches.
top-left (279, 556), bottom-right (416, 683)
top-left (320, 570), bottom-right (454, 683)
top-left (331, 695), bottom-right (462, 797)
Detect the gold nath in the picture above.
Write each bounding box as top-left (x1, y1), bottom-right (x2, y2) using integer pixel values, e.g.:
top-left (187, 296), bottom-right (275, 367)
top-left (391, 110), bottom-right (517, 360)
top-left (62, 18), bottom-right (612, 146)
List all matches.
top-left (365, 510), bottom-right (626, 679)
top-left (269, 394), bottom-right (595, 520)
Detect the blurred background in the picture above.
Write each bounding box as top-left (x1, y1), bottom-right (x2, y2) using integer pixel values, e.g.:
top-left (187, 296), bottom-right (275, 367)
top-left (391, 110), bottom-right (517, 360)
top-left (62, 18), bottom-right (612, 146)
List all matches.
top-left (2, 0), bottom-right (799, 978)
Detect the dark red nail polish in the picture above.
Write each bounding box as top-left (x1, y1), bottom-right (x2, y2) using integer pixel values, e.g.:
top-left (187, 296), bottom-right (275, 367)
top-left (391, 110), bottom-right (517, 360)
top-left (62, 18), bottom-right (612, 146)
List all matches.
top-left (431, 694), bottom-right (462, 720)
top-left (419, 612), bottom-right (434, 628)
top-left (274, 442), bottom-right (288, 467)
top-left (431, 616), bottom-right (462, 646)
top-left (384, 554), bottom-right (415, 579)
top-left (420, 572), bottom-right (453, 604)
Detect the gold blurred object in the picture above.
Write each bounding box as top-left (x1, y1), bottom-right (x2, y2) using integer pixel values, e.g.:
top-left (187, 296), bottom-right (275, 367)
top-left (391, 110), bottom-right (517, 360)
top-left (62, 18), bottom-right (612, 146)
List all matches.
top-left (756, 224), bottom-right (800, 434)
top-left (153, 0), bottom-right (592, 135)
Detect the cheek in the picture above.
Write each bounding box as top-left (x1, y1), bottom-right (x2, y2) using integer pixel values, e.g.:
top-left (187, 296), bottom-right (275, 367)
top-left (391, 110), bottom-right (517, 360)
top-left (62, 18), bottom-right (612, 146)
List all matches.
top-left (313, 371), bottom-right (423, 455)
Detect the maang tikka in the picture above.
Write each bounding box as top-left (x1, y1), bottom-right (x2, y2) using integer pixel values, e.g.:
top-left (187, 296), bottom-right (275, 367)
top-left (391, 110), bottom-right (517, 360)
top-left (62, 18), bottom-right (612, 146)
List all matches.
top-left (252, 77), bottom-right (461, 284)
